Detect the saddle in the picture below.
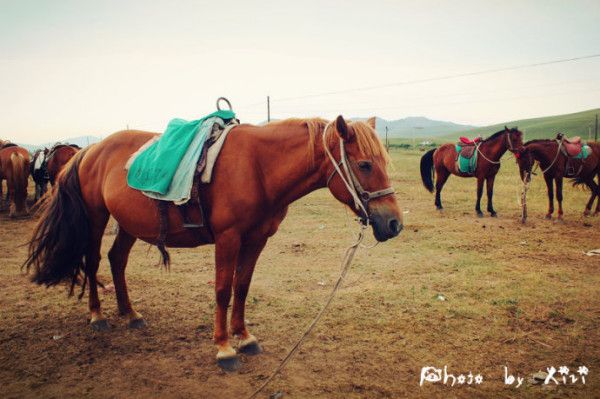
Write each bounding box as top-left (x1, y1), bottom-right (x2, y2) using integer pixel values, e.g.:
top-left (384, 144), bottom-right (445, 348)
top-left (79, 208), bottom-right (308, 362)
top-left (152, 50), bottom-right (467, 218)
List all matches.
top-left (557, 134), bottom-right (583, 157)
top-left (455, 141), bottom-right (478, 174)
top-left (459, 136), bottom-right (482, 145)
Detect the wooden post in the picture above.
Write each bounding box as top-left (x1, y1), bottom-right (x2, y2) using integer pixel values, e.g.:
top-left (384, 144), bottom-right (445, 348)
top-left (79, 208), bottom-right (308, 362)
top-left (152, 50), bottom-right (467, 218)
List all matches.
top-left (385, 126), bottom-right (389, 151)
top-left (521, 178), bottom-right (529, 224)
top-left (267, 96), bottom-right (271, 123)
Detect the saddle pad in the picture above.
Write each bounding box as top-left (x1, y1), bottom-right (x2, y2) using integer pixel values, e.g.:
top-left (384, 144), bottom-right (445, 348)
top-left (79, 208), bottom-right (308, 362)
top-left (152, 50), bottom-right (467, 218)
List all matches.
top-left (455, 144), bottom-right (478, 174)
top-left (576, 144), bottom-right (592, 159)
top-left (127, 110), bottom-right (235, 203)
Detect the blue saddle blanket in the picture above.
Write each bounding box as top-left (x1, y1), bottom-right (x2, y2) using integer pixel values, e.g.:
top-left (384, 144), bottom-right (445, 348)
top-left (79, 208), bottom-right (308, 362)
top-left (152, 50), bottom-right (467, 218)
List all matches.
top-left (127, 110), bottom-right (235, 203)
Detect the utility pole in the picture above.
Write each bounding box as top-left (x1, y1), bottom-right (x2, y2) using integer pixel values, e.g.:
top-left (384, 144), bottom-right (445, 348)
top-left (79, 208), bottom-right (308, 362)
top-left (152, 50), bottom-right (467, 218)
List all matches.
top-left (385, 126), bottom-right (389, 151)
top-left (267, 96), bottom-right (271, 123)
top-left (595, 114), bottom-right (598, 142)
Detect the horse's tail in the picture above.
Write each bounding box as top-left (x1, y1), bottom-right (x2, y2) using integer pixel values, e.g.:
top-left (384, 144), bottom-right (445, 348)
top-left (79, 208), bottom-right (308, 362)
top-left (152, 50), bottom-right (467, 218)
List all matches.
top-left (420, 148), bottom-right (436, 193)
top-left (24, 148), bottom-right (90, 294)
top-left (9, 151), bottom-right (29, 214)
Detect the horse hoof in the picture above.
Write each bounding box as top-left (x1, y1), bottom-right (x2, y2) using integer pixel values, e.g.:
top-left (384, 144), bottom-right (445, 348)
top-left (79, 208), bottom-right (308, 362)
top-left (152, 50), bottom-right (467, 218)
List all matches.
top-left (436, 206), bottom-right (443, 211)
top-left (217, 356), bottom-right (241, 372)
top-left (545, 215), bottom-right (552, 220)
top-left (90, 319), bottom-right (110, 332)
top-left (128, 318), bottom-right (147, 329)
top-left (490, 212), bottom-right (497, 218)
top-left (239, 341), bottom-right (262, 356)
top-left (476, 212), bottom-right (484, 218)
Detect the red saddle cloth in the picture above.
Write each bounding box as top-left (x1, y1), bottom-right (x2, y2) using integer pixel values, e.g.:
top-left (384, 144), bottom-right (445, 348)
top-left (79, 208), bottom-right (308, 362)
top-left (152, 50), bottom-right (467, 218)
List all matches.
top-left (459, 136), bottom-right (481, 145)
top-left (562, 136), bottom-right (582, 157)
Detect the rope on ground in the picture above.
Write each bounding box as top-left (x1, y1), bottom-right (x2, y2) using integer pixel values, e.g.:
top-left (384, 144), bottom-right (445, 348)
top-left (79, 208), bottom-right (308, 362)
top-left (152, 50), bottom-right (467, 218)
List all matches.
top-left (247, 224), bottom-right (368, 399)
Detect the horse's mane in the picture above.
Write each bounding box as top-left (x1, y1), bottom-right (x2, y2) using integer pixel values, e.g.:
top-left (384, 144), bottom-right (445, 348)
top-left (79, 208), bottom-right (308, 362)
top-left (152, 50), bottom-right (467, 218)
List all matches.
top-left (268, 118), bottom-right (390, 165)
top-left (524, 139), bottom-right (554, 145)
top-left (482, 127), bottom-right (518, 142)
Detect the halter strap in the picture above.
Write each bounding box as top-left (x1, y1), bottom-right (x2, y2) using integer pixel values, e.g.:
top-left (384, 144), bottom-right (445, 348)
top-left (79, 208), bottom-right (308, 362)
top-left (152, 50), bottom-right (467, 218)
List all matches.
top-left (322, 122), bottom-right (395, 221)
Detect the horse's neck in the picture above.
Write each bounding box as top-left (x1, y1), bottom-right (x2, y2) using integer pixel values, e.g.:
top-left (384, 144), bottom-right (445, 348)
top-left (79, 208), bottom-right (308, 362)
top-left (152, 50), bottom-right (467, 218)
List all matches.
top-left (480, 135), bottom-right (507, 159)
top-left (532, 142), bottom-right (558, 167)
top-left (256, 126), bottom-right (328, 207)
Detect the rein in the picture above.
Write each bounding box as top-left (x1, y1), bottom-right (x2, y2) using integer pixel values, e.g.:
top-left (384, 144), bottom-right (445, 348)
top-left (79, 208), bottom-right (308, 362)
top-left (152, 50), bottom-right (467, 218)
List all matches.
top-left (247, 223), bottom-right (367, 399)
top-left (247, 121), bottom-right (394, 398)
top-left (322, 122), bottom-right (395, 222)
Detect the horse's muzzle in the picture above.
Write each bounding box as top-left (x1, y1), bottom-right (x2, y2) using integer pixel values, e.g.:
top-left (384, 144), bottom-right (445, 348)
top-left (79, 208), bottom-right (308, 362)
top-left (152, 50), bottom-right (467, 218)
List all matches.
top-left (370, 211), bottom-right (403, 242)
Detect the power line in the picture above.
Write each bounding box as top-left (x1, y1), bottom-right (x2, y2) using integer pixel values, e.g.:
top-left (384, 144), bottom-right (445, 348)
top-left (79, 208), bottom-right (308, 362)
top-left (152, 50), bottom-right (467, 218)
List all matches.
top-left (269, 53), bottom-right (600, 102)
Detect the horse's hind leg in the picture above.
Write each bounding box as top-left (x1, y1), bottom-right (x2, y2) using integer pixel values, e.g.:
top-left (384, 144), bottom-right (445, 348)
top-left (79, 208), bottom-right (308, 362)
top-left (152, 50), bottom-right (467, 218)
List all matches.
top-left (108, 227), bottom-right (144, 328)
top-left (595, 173), bottom-right (600, 215)
top-left (585, 179), bottom-right (599, 216)
top-left (86, 213), bottom-right (110, 331)
top-left (230, 235), bottom-right (268, 356)
top-left (555, 177), bottom-right (564, 220)
top-left (434, 167), bottom-right (449, 210)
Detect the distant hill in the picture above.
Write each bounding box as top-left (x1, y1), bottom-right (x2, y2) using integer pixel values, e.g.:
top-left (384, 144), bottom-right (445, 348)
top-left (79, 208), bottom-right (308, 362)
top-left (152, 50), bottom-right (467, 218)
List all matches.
top-left (353, 116), bottom-right (476, 138)
top-left (438, 108), bottom-right (600, 141)
top-left (18, 135), bottom-right (101, 152)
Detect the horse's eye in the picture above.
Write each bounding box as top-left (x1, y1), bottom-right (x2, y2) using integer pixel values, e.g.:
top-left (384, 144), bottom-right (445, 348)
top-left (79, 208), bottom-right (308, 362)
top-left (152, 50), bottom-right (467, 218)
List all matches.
top-left (358, 161), bottom-right (372, 172)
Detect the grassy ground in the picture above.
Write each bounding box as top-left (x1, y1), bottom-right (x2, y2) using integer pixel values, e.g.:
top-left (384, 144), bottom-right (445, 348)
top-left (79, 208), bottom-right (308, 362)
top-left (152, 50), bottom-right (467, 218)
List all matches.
top-left (0, 149), bottom-right (599, 398)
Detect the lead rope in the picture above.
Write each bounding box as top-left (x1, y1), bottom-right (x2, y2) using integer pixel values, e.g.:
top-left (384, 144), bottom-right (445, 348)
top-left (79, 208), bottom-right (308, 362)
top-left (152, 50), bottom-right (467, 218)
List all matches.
top-left (247, 223), bottom-right (368, 399)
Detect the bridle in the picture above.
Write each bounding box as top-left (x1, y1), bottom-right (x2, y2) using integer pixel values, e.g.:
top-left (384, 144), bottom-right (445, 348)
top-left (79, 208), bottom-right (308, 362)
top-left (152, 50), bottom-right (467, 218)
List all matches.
top-left (322, 122), bottom-right (395, 223)
top-left (477, 129), bottom-right (518, 165)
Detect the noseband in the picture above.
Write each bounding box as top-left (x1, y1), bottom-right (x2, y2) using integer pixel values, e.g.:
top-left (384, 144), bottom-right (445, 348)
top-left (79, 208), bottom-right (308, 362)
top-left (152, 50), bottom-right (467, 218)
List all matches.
top-left (322, 123), bottom-right (395, 223)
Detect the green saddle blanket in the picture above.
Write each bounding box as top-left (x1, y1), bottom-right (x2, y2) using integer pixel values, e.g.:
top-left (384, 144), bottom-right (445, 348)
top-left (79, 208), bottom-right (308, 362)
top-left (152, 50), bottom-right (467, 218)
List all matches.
top-left (127, 110), bottom-right (236, 197)
top-left (455, 144), bottom-right (478, 174)
top-left (574, 144), bottom-right (592, 160)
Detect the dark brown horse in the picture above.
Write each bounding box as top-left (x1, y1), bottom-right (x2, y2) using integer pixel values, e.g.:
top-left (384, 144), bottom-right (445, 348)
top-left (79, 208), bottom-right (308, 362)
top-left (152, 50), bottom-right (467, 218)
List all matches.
top-left (0, 144), bottom-right (30, 217)
top-left (517, 138), bottom-right (600, 219)
top-left (25, 116), bottom-right (402, 371)
top-left (46, 144), bottom-right (80, 185)
top-left (420, 127), bottom-right (523, 216)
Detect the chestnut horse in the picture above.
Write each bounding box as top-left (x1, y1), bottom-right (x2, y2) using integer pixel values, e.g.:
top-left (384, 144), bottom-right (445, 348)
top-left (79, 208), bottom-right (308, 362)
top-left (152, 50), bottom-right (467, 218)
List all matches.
top-left (420, 127), bottom-right (523, 216)
top-left (26, 116), bottom-right (402, 371)
top-left (46, 144), bottom-right (81, 185)
top-left (517, 139), bottom-right (600, 219)
top-left (0, 144), bottom-right (30, 217)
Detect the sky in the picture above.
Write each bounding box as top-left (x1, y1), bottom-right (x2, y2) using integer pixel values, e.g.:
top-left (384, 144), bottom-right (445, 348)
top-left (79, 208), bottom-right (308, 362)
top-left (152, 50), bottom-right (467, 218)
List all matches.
top-left (1, 0), bottom-right (599, 144)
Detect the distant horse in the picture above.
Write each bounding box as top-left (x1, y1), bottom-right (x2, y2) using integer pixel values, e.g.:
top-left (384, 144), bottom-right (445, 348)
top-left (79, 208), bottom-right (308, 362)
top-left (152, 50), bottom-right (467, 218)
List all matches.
top-left (46, 144), bottom-right (81, 185)
top-left (420, 127), bottom-right (523, 216)
top-left (25, 116), bottom-right (402, 371)
top-left (516, 138), bottom-right (600, 219)
top-left (0, 144), bottom-right (30, 217)
top-left (31, 148), bottom-right (50, 201)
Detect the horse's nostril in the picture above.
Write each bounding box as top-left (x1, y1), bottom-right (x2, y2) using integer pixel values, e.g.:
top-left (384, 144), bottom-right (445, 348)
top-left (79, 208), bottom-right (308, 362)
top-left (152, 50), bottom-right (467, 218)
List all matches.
top-left (388, 219), bottom-right (402, 235)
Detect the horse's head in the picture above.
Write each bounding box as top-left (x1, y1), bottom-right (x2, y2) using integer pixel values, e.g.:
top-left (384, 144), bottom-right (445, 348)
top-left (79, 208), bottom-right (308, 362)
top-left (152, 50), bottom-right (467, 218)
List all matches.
top-left (324, 115), bottom-right (403, 242)
top-left (515, 146), bottom-right (534, 183)
top-left (505, 126), bottom-right (524, 153)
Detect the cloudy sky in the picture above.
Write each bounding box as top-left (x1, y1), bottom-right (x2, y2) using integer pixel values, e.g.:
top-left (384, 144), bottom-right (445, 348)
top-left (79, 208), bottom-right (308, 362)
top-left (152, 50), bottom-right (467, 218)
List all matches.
top-left (1, 0), bottom-right (599, 143)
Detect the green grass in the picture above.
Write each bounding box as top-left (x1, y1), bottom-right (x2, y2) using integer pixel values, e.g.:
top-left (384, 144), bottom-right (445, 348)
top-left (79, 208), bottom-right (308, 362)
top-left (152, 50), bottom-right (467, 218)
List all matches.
top-left (387, 107), bottom-right (600, 145)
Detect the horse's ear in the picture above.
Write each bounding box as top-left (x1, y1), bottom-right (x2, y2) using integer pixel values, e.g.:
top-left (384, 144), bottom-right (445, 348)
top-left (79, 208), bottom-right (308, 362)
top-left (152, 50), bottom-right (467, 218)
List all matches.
top-left (366, 117), bottom-right (376, 129)
top-left (504, 125), bottom-right (509, 131)
top-left (335, 115), bottom-right (351, 141)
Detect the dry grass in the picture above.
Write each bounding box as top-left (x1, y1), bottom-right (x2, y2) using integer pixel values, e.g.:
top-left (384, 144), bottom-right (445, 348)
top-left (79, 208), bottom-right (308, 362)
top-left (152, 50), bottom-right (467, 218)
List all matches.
top-left (0, 149), bottom-right (599, 398)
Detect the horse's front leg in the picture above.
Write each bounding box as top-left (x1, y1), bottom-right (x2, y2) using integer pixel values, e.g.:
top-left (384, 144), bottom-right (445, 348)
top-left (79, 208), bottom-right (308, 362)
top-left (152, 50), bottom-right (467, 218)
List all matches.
top-left (486, 175), bottom-right (497, 217)
top-left (544, 174), bottom-right (554, 219)
top-left (555, 177), bottom-right (564, 220)
top-left (214, 231), bottom-right (241, 371)
top-left (475, 177), bottom-right (484, 217)
top-left (230, 235), bottom-right (268, 356)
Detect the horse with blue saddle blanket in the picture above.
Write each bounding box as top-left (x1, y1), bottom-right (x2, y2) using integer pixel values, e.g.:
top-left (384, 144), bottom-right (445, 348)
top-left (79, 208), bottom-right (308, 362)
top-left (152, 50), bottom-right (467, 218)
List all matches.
top-left (24, 98), bottom-right (403, 372)
top-left (516, 133), bottom-right (600, 219)
top-left (420, 127), bottom-right (524, 217)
